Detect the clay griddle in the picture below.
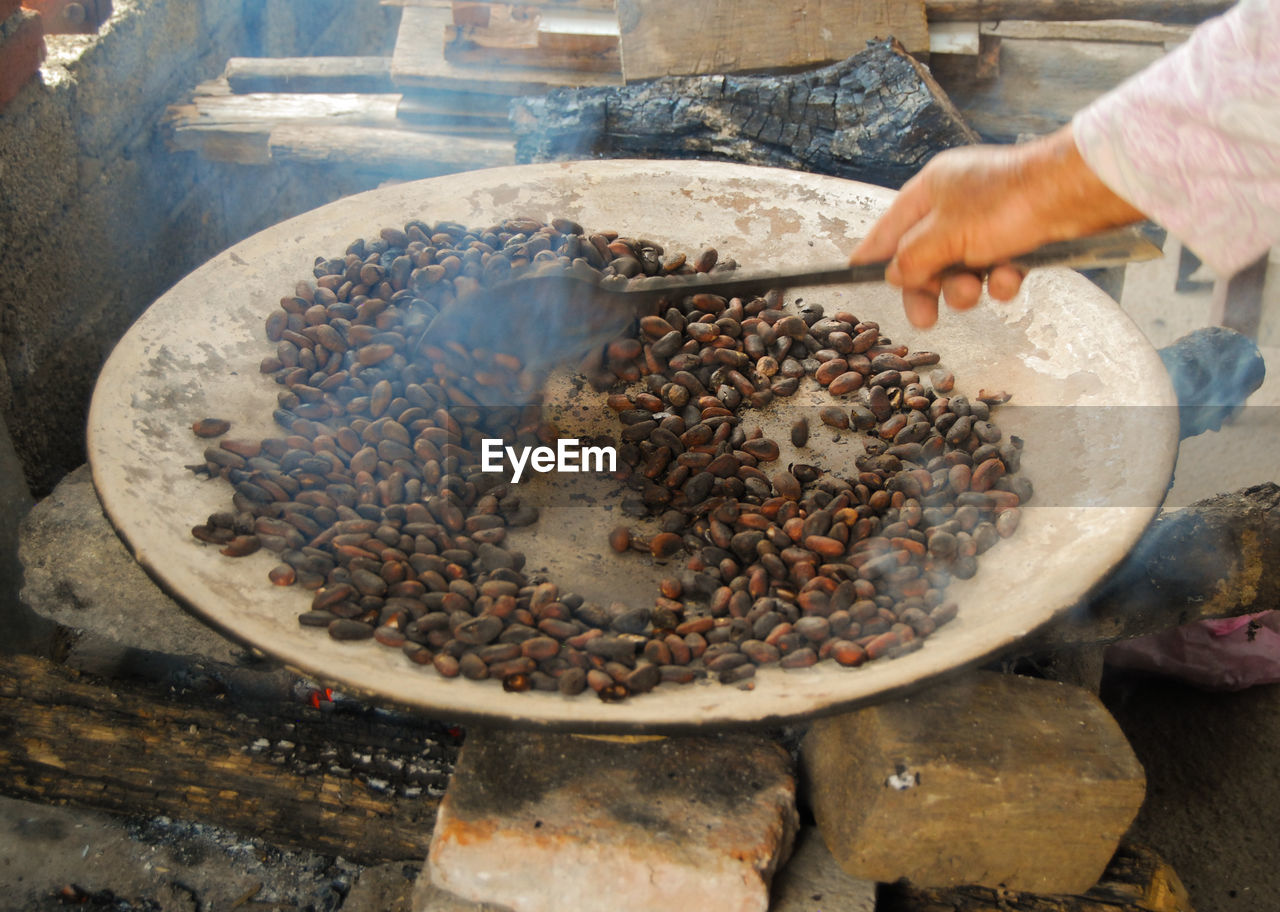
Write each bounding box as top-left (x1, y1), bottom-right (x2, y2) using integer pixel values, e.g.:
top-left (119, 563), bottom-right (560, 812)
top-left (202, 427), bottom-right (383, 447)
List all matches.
top-left (86, 160), bottom-right (1178, 733)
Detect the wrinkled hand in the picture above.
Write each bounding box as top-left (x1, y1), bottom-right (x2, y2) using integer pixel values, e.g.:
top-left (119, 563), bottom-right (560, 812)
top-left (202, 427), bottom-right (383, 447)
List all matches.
top-left (851, 125), bottom-right (1145, 328)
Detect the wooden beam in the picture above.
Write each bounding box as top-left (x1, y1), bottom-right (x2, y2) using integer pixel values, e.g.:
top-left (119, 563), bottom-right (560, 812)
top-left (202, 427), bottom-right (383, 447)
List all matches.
top-left (0, 654), bottom-right (455, 864)
top-left (930, 21), bottom-right (981, 54)
top-left (385, 0), bottom-right (616, 9)
top-left (397, 88), bottom-right (513, 120)
top-left (923, 0), bottom-right (1231, 25)
top-left (443, 23), bottom-right (620, 73)
top-left (268, 124), bottom-right (516, 171)
top-left (616, 0), bottom-right (931, 80)
top-left (1210, 253), bottom-right (1270, 339)
top-left (980, 18), bottom-right (1194, 45)
top-left (225, 56), bottom-right (395, 94)
top-left (169, 89), bottom-right (404, 128)
top-left (930, 36), bottom-right (1163, 142)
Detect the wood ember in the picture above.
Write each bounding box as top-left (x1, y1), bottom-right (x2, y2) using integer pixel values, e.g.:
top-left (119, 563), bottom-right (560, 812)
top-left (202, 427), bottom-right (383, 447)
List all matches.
top-left (511, 39), bottom-right (979, 189)
top-left (0, 654), bottom-right (456, 864)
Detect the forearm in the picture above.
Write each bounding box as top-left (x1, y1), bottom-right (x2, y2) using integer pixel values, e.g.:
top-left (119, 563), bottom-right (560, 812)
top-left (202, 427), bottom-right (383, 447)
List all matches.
top-left (1015, 127), bottom-right (1146, 245)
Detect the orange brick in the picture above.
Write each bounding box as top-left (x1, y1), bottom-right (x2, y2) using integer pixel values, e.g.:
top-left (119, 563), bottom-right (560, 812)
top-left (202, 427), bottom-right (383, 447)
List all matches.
top-left (0, 9), bottom-right (44, 112)
top-left (22, 0), bottom-right (110, 35)
top-left (425, 729), bottom-right (799, 912)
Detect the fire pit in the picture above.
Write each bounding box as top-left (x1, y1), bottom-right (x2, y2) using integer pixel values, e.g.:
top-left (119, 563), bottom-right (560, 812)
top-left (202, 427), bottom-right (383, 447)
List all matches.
top-left (85, 159), bottom-right (1178, 733)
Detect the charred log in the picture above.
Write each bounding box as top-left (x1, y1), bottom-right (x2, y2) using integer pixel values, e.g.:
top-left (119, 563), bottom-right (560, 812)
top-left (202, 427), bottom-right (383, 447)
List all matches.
top-left (511, 39), bottom-right (979, 189)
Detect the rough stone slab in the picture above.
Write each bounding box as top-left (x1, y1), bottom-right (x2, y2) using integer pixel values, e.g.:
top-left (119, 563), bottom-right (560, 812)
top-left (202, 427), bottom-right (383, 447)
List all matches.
top-left (18, 463), bottom-right (245, 664)
top-left (801, 670), bottom-right (1146, 894)
top-left (425, 729), bottom-right (799, 912)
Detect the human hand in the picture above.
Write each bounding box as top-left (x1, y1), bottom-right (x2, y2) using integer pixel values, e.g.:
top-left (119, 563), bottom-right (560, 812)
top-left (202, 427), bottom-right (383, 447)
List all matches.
top-left (851, 126), bottom-right (1145, 328)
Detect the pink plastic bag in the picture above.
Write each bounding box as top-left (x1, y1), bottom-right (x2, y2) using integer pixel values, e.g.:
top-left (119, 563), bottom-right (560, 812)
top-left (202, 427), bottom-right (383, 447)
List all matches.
top-left (1105, 610), bottom-right (1280, 691)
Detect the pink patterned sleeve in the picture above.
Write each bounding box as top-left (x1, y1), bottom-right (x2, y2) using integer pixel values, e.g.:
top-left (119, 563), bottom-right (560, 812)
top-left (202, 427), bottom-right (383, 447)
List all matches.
top-left (1072, 0), bottom-right (1280, 277)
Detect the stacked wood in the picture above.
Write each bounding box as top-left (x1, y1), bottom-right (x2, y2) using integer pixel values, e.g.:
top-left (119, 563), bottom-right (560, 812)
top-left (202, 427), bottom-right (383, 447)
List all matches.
top-left (165, 64), bottom-right (516, 175)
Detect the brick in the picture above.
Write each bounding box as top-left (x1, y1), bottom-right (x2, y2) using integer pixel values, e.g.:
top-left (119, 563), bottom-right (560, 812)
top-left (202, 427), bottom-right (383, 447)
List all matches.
top-left (424, 729), bottom-right (798, 912)
top-left (0, 9), bottom-right (44, 112)
top-left (801, 670), bottom-right (1146, 894)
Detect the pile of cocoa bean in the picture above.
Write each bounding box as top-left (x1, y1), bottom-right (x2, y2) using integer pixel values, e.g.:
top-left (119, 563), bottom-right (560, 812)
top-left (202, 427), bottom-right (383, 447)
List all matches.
top-left (189, 216), bottom-right (1030, 701)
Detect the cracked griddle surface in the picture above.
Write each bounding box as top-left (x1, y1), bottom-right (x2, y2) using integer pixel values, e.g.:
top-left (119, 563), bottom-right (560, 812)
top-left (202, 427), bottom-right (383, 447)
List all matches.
top-left (87, 160), bottom-right (1178, 732)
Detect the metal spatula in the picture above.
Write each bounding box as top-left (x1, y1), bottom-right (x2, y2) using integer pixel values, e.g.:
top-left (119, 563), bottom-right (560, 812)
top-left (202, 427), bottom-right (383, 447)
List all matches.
top-left (416, 228), bottom-right (1161, 374)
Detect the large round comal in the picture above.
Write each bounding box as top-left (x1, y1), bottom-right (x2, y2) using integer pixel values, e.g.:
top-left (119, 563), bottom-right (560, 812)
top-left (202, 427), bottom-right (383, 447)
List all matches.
top-left (87, 160), bottom-right (1178, 732)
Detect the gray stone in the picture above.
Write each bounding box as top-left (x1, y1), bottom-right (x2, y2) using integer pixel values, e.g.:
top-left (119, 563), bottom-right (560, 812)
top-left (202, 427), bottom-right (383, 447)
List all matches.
top-left (19, 463), bottom-right (243, 663)
top-left (769, 829), bottom-right (876, 912)
top-left (344, 862), bottom-right (421, 912)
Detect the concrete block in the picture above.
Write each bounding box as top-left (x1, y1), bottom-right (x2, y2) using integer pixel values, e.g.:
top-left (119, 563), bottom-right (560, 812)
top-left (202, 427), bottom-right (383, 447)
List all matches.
top-left (801, 670), bottom-right (1146, 894)
top-left (0, 8), bottom-right (44, 111)
top-left (60, 0), bottom-right (204, 157)
top-left (425, 729), bottom-right (799, 912)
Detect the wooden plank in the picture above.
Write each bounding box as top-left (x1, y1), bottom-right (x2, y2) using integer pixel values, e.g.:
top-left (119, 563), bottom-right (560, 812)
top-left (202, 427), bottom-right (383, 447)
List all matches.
top-left (801, 671), bottom-right (1146, 894)
top-left (981, 18), bottom-right (1194, 45)
top-left (923, 0), bottom-right (1231, 25)
top-left (392, 5), bottom-right (623, 92)
top-left (616, 0), bottom-right (930, 80)
top-left (167, 83), bottom-right (515, 167)
top-left (171, 89), bottom-right (403, 127)
top-left (451, 2), bottom-right (618, 36)
top-left (168, 122), bottom-right (273, 165)
top-left (386, 0), bottom-right (615, 9)
top-left (0, 654), bottom-right (453, 864)
top-left (225, 56), bottom-right (395, 94)
top-left (1211, 253), bottom-right (1269, 339)
top-left (268, 124), bottom-right (515, 172)
top-left (443, 23), bottom-right (620, 72)
top-left (930, 36), bottom-right (1163, 142)
top-left (397, 87), bottom-right (513, 118)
